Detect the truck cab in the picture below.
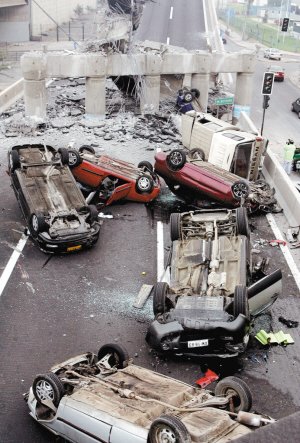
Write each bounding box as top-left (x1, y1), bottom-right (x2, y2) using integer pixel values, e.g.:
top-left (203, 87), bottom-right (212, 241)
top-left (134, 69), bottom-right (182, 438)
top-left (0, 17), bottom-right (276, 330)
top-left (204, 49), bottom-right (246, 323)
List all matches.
top-left (181, 111), bottom-right (267, 181)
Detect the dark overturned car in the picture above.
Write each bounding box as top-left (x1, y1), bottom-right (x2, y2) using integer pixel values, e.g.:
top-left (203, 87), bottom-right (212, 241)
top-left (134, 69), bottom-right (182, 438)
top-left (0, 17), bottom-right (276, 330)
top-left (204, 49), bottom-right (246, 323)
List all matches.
top-left (146, 209), bottom-right (282, 358)
top-left (154, 149), bottom-right (280, 213)
top-left (7, 144), bottom-right (100, 254)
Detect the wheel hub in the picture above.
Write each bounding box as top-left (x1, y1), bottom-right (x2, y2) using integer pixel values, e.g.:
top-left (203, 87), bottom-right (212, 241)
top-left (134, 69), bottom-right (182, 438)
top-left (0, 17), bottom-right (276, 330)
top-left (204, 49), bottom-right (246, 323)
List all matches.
top-left (32, 215), bottom-right (38, 232)
top-left (36, 380), bottom-right (54, 401)
top-left (68, 152), bottom-right (77, 165)
top-left (157, 427), bottom-right (176, 443)
top-left (170, 152), bottom-right (182, 166)
top-left (138, 176), bottom-right (150, 190)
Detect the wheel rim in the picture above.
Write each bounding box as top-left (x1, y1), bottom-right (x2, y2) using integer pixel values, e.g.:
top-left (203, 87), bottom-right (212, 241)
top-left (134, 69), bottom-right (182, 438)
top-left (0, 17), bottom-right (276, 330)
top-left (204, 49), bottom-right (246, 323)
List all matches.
top-left (232, 183), bottom-right (248, 198)
top-left (69, 151), bottom-right (78, 166)
top-left (35, 380), bottom-right (55, 402)
top-left (185, 93), bottom-right (192, 102)
top-left (138, 176), bottom-right (151, 191)
top-left (170, 152), bottom-right (183, 166)
top-left (154, 425), bottom-right (176, 443)
top-left (31, 215), bottom-right (39, 232)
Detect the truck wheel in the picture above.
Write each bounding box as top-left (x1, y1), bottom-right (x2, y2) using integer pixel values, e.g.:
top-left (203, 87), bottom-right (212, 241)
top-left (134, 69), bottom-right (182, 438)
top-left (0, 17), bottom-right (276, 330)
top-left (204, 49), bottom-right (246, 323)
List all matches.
top-left (231, 181), bottom-right (249, 200)
top-left (233, 285), bottom-right (249, 319)
top-left (170, 213), bottom-right (181, 241)
top-left (215, 376), bottom-right (252, 412)
top-left (97, 343), bottom-right (129, 369)
top-left (167, 150), bottom-right (186, 170)
top-left (149, 415), bottom-right (191, 443)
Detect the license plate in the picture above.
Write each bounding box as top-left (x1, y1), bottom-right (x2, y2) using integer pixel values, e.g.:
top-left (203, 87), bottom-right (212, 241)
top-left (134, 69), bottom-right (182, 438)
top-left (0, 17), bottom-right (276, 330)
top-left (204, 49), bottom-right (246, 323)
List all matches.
top-left (67, 245), bottom-right (82, 252)
top-left (188, 339), bottom-right (208, 348)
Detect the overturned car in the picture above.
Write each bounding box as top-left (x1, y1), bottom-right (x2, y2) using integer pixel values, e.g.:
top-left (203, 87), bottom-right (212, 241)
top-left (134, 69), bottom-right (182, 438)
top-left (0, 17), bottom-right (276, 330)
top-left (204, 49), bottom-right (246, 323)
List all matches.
top-left (146, 209), bottom-right (282, 358)
top-left (25, 343), bottom-right (274, 443)
top-left (154, 149), bottom-right (280, 213)
top-left (67, 146), bottom-right (160, 206)
top-left (8, 144), bottom-right (100, 253)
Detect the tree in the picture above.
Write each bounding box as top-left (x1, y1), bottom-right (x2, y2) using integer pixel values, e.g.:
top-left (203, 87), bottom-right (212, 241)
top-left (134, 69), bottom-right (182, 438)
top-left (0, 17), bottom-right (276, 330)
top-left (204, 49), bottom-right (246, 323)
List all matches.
top-left (268, 0), bottom-right (282, 6)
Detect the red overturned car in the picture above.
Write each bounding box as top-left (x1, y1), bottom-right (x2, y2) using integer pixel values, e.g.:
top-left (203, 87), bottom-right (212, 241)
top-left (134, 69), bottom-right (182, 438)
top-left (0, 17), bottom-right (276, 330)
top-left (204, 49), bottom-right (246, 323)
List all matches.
top-left (67, 146), bottom-right (160, 206)
top-left (154, 149), bottom-right (280, 212)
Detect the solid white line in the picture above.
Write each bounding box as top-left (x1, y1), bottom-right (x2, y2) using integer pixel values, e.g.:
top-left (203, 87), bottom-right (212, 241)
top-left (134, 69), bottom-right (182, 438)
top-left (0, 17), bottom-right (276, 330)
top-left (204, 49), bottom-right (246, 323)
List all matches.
top-left (170, 6), bottom-right (173, 20)
top-left (157, 221), bottom-right (165, 282)
top-left (266, 213), bottom-right (300, 290)
top-left (166, 37), bottom-right (170, 45)
top-left (0, 233), bottom-right (29, 296)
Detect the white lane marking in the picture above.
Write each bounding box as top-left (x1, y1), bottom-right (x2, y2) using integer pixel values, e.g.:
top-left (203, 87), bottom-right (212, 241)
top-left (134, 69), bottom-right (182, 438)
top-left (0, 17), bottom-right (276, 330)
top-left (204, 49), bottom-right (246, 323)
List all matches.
top-left (266, 213), bottom-right (300, 290)
top-left (157, 221), bottom-right (165, 282)
top-left (167, 37), bottom-right (170, 45)
top-left (0, 233), bottom-right (29, 296)
top-left (170, 6), bottom-right (173, 20)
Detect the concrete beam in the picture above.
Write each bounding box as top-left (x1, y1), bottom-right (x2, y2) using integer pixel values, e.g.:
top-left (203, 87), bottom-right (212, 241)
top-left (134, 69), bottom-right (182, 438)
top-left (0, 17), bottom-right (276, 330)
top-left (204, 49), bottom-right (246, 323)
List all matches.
top-left (211, 51), bottom-right (256, 74)
top-left (140, 75), bottom-right (161, 114)
top-left (23, 79), bottom-right (47, 118)
top-left (86, 76), bottom-right (106, 116)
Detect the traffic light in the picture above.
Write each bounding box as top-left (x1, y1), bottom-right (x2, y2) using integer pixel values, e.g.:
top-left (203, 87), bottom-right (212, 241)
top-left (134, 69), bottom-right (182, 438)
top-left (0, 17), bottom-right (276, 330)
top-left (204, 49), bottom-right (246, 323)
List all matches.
top-left (263, 95), bottom-right (270, 109)
top-left (261, 72), bottom-right (274, 95)
top-left (281, 17), bottom-right (289, 32)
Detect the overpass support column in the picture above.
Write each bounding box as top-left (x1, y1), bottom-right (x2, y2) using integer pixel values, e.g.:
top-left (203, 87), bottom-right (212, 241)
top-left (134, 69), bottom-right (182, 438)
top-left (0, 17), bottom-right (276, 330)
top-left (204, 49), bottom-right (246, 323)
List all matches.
top-left (86, 76), bottom-right (106, 117)
top-left (23, 79), bottom-right (47, 118)
top-left (233, 72), bottom-right (253, 125)
top-left (191, 73), bottom-right (210, 112)
top-left (140, 75), bottom-right (160, 114)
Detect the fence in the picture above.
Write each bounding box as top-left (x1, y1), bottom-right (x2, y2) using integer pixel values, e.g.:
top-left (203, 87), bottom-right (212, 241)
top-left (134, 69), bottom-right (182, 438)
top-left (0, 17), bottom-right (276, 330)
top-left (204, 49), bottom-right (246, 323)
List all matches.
top-left (30, 21), bottom-right (90, 43)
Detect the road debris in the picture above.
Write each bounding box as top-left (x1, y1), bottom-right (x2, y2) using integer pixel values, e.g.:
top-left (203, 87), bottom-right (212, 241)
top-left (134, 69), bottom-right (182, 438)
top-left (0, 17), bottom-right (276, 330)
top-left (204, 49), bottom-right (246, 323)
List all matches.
top-left (195, 369), bottom-right (219, 388)
top-left (255, 329), bottom-right (294, 345)
top-left (278, 316), bottom-right (299, 328)
top-left (269, 239), bottom-right (287, 247)
top-left (133, 284), bottom-right (153, 309)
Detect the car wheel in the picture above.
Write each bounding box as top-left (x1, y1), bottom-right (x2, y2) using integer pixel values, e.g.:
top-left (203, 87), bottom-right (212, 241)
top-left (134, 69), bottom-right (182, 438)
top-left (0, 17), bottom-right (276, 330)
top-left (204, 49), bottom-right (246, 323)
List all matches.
top-left (167, 150), bottom-right (187, 170)
top-left (231, 181), bottom-right (249, 200)
top-left (29, 213), bottom-right (48, 237)
top-left (137, 161), bottom-right (153, 173)
top-left (233, 285), bottom-right (249, 319)
top-left (153, 282), bottom-right (173, 315)
top-left (87, 204), bottom-right (98, 223)
top-left (136, 174), bottom-right (154, 193)
top-left (183, 91), bottom-right (193, 103)
top-left (78, 145), bottom-right (95, 155)
top-left (214, 376), bottom-right (252, 413)
top-left (235, 207), bottom-right (250, 238)
top-left (58, 148), bottom-right (69, 165)
top-left (97, 343), bottom-right (129, 369)
top-left (33, 372), bottom-right (65, 407)
top-left (68, 149), bottom-right (82, 168)
top-left (148, 414), bottom-right (191, 443)
top-left (189, 148), bottom-right (205, 161)
top-left (170, 213), bottom-right (181, 241)
top-left (9, 150), bottom-right (21, 172)
top-left (191, 88), bottom-right (200, 99)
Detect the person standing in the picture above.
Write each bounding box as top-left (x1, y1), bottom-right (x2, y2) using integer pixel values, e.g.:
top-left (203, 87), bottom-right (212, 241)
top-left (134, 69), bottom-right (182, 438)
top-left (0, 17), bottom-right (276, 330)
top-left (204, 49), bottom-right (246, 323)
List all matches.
top-left (283, 139), bottom-right (296, 175)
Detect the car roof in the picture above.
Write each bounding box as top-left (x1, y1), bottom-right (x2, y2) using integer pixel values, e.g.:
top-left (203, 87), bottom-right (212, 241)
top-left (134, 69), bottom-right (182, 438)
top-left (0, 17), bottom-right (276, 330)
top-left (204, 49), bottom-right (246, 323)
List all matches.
top-left (268, 65), bottom-right (283, 71)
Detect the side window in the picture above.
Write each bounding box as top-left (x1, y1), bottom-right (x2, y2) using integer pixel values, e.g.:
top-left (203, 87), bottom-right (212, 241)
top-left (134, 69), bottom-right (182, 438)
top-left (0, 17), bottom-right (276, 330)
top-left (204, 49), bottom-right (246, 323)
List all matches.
top-left (231, 143), bottom-right (252, 179)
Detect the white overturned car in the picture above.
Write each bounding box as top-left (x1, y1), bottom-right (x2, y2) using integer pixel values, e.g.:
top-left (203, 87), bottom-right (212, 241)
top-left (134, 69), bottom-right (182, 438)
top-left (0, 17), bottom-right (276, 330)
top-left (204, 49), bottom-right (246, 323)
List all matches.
top-left (25, 344), bottom-right (273, 443)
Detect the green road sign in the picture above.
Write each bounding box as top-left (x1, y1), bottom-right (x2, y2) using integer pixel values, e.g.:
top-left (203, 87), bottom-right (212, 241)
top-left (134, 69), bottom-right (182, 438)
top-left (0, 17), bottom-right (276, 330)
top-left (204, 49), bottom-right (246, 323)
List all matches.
top-left (215, 96), bottom-right (234, 105)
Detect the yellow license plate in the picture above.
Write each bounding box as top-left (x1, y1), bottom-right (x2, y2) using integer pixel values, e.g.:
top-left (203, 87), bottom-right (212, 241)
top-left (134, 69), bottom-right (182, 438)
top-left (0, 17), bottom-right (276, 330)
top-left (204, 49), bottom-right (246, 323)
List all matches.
top-left (67, 245), bottom-right (82, 252)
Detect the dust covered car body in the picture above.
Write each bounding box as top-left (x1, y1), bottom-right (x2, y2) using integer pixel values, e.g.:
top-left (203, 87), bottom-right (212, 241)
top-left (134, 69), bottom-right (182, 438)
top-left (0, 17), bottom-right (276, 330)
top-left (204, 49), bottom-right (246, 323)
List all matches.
top-left (67, 146), bottom-right (160, 206)
top-left (154, 149), bottom-right (279, 213)
top-left (8, 144), bottom-right (100, 253)
top-left (146, 209), bottom-right (282, 358)
top-left (25, 343), bottom-right (272, 443)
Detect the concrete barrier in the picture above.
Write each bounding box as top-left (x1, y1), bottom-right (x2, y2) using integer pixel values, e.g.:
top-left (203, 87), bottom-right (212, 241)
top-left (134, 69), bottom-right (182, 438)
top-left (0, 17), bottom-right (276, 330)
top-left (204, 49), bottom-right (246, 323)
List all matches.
top-left (262, 150), bottom-right (300, 227)
top-left (0, 78), bottom-right (24, 113)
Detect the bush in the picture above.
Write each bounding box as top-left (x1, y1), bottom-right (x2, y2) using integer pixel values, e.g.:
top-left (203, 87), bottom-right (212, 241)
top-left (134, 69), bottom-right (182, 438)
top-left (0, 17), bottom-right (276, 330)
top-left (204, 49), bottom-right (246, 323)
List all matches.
top-left (74, 5), bottom-right (84, 16)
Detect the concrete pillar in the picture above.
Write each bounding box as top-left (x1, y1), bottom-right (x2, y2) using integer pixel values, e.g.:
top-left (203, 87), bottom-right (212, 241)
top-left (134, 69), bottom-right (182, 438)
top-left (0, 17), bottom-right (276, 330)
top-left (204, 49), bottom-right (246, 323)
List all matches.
top-left (140, 75), bottom-right (160, 114)
top-left (233, 72), bottom-right (253, 125)
top-left (85, 76), bottom-right (106, 117)
top-left (24, 79), bottom-right (47, 118)
top-left (191, 73), bottom-right (210, 112)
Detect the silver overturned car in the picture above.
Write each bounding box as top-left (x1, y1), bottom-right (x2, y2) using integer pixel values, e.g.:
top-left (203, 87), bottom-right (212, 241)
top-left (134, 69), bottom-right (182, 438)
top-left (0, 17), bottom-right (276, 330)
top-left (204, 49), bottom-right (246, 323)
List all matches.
top-left (25, 343), bottom-right (274, 443)
top-left (146, 209), bottom-right (282, 358)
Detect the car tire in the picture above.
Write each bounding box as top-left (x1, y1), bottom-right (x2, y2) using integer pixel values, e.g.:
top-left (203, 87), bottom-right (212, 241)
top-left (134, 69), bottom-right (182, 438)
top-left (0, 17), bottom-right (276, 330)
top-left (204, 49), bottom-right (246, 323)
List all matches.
top-left (78, 145), bottom-right (95, 155)
top-left (58, 148), bottom-right (69, 165)
top-left (183, 91), bottom-right (193, 103)
top-left (231, 181), bottom-right (249, 200)
top-left (149, 414), bottom-right (191, 443)
top-left (236, 207), bottom-right (250, 238)
top-left (68, 149), bottom-right (82, 168)
top-left (136, 174), bottom-right (154, 193)
top-left (170, 213), bottom-right (181, 241)
top-left (191, 88), bottom-right (200, 99)
top-left (9, 150), bottom-right (21, 172)
top-left (214, 376), bottom-right (252, 413)
top-left (137, 161), bottom-right (153, 172)
top-left (233, 285), bottom-right (249, 319)
top-left (167, 150), bottom-right (187, 170)
top-left (153, 282), bottom-right (172, 316)
top-left (33, 372), bottom-right (65, 407)
top-left (97, 343), bottom-right (129, 369)
top-left (189, 148), bottom-right (205, 161)
top-left (29, 213), bottom-right (48, 237)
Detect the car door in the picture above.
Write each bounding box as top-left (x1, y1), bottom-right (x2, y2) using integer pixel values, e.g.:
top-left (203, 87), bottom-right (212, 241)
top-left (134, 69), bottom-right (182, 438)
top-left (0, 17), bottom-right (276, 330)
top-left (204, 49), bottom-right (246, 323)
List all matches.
top-left (248, 269), bottom-right (282, 316)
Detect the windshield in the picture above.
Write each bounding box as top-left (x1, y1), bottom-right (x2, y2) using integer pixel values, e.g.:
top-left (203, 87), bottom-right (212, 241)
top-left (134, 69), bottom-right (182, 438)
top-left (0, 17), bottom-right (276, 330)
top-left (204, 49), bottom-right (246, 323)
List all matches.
top-left (231, 143), bottom-right (252, 178)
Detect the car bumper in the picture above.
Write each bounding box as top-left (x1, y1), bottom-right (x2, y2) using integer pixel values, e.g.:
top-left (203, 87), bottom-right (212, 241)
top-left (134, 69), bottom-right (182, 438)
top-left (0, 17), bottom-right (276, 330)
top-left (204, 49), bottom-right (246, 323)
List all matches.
top-left (146, 317), bottom-right (249, 358)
